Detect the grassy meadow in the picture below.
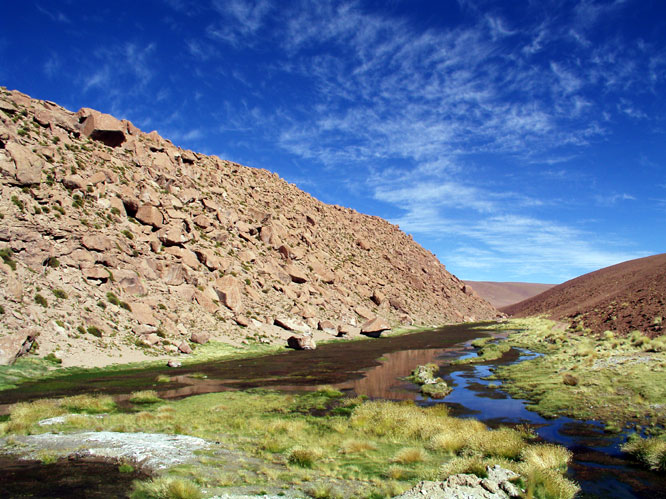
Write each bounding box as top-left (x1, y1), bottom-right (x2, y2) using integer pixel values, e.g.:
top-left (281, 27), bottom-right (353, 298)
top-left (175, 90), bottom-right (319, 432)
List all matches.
top-left (0, 387), bottom-right (579, 498)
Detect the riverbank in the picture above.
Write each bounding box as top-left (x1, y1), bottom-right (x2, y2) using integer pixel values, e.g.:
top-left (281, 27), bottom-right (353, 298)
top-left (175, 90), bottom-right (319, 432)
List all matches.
top-left (473, 318), bottom-right (665, 432)
top-left (0, 324), bottom-right (432, 393)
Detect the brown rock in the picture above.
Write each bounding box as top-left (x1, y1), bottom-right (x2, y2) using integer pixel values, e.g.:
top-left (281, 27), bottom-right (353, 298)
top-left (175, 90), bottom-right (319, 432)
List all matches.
top-left (284, 263), bottom-right (307, 284)
top-left (167, 359), bottom-right (182, 368)
top-left (357, 239), bottom-right (371, 251)
top-left (82, 265), bottom-right (111, 281)
top-left (88, 171), bottom-right (107, 185)
top-left (194, 290), bottom-right (218, 313)
top-left (157, 223), bottom-right (191, 246)
top-left (5, 143), bottom-right (43, 185)
top-left (355, 306), bottom-right (375, 320)
top-left (337, 324), bottom-right (361, 337)
top-left (214, 275), bottom-right (242, 312)
top-left (193, 214), bottom-right (213, 229)
top-left (371, 289), bottom-right (386, 305)
top-left (274, 317), bottom-right (309, 332)
top-left (190, 332), bottom-right (210, 344)
top-left (287, 334), bottom-right (316, 350)
top-left (81, 235), bottom-right (113, 252)
top-left (115, 269), bottom-right (147, 295)
top-left (136, 204), bottom-right (164, 228)
top-left (234, 315), bottom-right (250, 327)
top-left (78, 107), bottom-right (126, 147)
top-left (162, 264), bottom-right (187, 286)
top-left (361, 317), bottom-right (391, 337)
top-left (132, 302), bottom-right (158, 326)
top-left (0, 331), bottom-right (39, 365)
top-left (178, 341), bottom-right (192, 354)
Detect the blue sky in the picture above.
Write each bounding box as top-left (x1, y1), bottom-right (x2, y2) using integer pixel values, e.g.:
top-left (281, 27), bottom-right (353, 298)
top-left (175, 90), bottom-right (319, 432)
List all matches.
top-left (2, 0), bottom-right (665, 283)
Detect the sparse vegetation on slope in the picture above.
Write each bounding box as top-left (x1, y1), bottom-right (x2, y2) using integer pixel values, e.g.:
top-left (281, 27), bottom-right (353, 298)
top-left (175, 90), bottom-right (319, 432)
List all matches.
top-left (0, 87), bottom-right (497, 368)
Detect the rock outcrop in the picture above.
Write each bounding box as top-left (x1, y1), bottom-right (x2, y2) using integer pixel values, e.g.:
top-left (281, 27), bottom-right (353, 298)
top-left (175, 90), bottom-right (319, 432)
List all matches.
top-left (0, 87), bottom-right (499, 367)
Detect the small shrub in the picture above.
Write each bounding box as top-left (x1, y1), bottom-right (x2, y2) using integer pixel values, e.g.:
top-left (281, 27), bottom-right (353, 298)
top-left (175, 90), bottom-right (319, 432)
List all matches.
top-left (61, 394), bottom-right (115, 414)
top-left (392, 447), bottom-right (426, 464)
top-left (622, 434), bottom-right (666, 471)
top-left (120, 301), bottom-right (132, 312)
top-left (107, 292), bottom-right (121, 306)
top-left (46, 257), bottom-right (60, 268)
top-left (119, 463), bottom-right (135, 473)
top-left (97, 300), bottom-right (107, 309)
top-left (34, 294), bottom-right (48, 308)
top-left (130, 476), bottom-right (202, 499)
top-left (287, 446), bottom-right (321, 468)
top-left (52, 288), bottom-right (68, 300)
top-left (86, 326), bottom-right (103, 337)
top-left (0, 248), bottom-right (16, 271)
top-left (129, 390), bottom-right (162, 404)
top-left (0, 304), bottom-right (4, 314)
top-left (122, 229), bottom-right (134, 240)
top-left (72, 194), bottom-right (84, 209)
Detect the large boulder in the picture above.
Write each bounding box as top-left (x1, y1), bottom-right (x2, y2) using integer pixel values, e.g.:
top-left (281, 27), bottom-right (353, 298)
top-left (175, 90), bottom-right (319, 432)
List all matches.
top-left (135, 205), bottom-right (164, 228)
top-left (361, 317), bottom-right (391, 337)
top-left (4, 142), bottom-right (43, 185)
top-left (287, 334), bottom-right (316, 350)
top-left (0, 331), bottom-right (39, 366)
top-left (77, 108), bottom-right (126, 147)
top-left (284, 263), bottom-right (307, 284)
top-left (214, 275), bottom-right (242, 312)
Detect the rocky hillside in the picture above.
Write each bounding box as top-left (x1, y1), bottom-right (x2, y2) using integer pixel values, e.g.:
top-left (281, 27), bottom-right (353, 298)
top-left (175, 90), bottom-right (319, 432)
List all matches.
top-left (463, 281), bottom-right (556, 308)
top-left (503, 254), bottom-right (666, 338)
top-left (0, 88), bottom-right (498, 367)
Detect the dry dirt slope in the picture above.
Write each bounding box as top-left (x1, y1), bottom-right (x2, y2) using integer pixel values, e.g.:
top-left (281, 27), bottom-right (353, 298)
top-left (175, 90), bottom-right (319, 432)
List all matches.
top-left (463, 281), bottom-right (556, 308)
top-left (0, 88), bottom-right (498, 367)
top-left (502, 254), bottom-right (666, 338)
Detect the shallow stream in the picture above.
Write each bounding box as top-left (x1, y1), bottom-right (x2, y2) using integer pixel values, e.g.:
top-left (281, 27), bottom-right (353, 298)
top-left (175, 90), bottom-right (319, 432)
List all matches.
top-left (1, 322), bottom-right (665, 497)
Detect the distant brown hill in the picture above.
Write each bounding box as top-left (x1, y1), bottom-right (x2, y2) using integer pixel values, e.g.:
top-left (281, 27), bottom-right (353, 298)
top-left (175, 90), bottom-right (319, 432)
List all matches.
top-left (502, 254), bottom-right (666, 338)
top-left (463, 281), bottom-right (556, 308)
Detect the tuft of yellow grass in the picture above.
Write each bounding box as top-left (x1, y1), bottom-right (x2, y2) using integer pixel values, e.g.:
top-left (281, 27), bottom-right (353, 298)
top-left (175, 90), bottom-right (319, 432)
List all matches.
top-left (392, 447), bottom-right (427, 464)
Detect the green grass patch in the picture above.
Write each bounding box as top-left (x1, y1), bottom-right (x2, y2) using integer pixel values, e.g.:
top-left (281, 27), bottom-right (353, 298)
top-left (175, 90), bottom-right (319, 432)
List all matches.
top-left (481, 318), bottom-right (666, 428)
top-left (1, 388), bottom-right (577, 497)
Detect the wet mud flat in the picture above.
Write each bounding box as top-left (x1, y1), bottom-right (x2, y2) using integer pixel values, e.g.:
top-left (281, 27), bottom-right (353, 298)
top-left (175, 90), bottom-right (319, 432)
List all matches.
top-left (0, 456), bottom-right (150, 498)
top-left (0, 323), bottom-right (496, 409)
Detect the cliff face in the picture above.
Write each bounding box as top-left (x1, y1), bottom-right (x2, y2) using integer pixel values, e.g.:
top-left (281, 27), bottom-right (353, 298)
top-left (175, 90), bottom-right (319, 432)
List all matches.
top-left (0, 88), bottom-right (498, 366)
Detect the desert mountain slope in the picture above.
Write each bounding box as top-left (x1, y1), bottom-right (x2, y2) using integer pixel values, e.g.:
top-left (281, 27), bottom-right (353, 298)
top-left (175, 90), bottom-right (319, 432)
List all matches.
top-left (0, 88), bottom-right (498, 366)
top-left (463, 281), bottom-right (556, 308)
top-left (502, 254), bottom-right (666, 337)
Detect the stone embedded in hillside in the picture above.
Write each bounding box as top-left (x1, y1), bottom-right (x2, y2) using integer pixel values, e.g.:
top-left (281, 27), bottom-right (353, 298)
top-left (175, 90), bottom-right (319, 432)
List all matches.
top-left (284, 263), bottom-right (307, 283)
top-left (81, 235), bottom-right (113, 252)
top-left (0, 331), bottom-right (39, 365)
top-left (82, 265), bottom-right (111, 281)
top-left (318, 320), bottom-right (337, 335)
top-left (167, 359), bottom-right (182, 368)
top-left (88, 171), bottom-right (107, 185)
top-left (361, 317), bottom-right (391, 337)
top-left (337, 324), bottom-right (361, 337)
top-left (201, 197), bottom-right (220, 212)
top-left (238, 249), bottom-right (257, 262)
top-left (287, 334), bottom-right (316, 350)
top-left (234, 315), bottom-right (250, 327)
top-left (136, 204), bottom-right (164, 228)
top-left (178, 341), bottom-right (192, 354)
top-left (4, 142), bottom-right (43, 186)
top-left (132, 302), bottom-right (158, 326)
top-left (274, 317), bottom-right (309, 332)
top-left (77, 107), bottom-right (126, 147)
top-left (371, 289), bottom-right (386, 305)
top-left (162, 263), bottom-right (188, 286)
top-left (355, 305), bottom-right (375, 320)
top-left (389, 296), bottom-right (407, 312)
top-left (194, 290), bottom-right (218, 314)
top-left (157, 223), bottom-right (191, 246)
top-left (311, 262), bottom-right (335, 284)
top-left (214, 275), bottom-right (242, 312)
top-left (357, 239), bottom-right (371, 251)
top-left (190, 332), bottom-right (210, 345)
top-left (114, 269), bottom-right (147, 295)
top-left (194, 248), bottom-right (226, 271)
top-left (193, 214), bottom-right (212, 229)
